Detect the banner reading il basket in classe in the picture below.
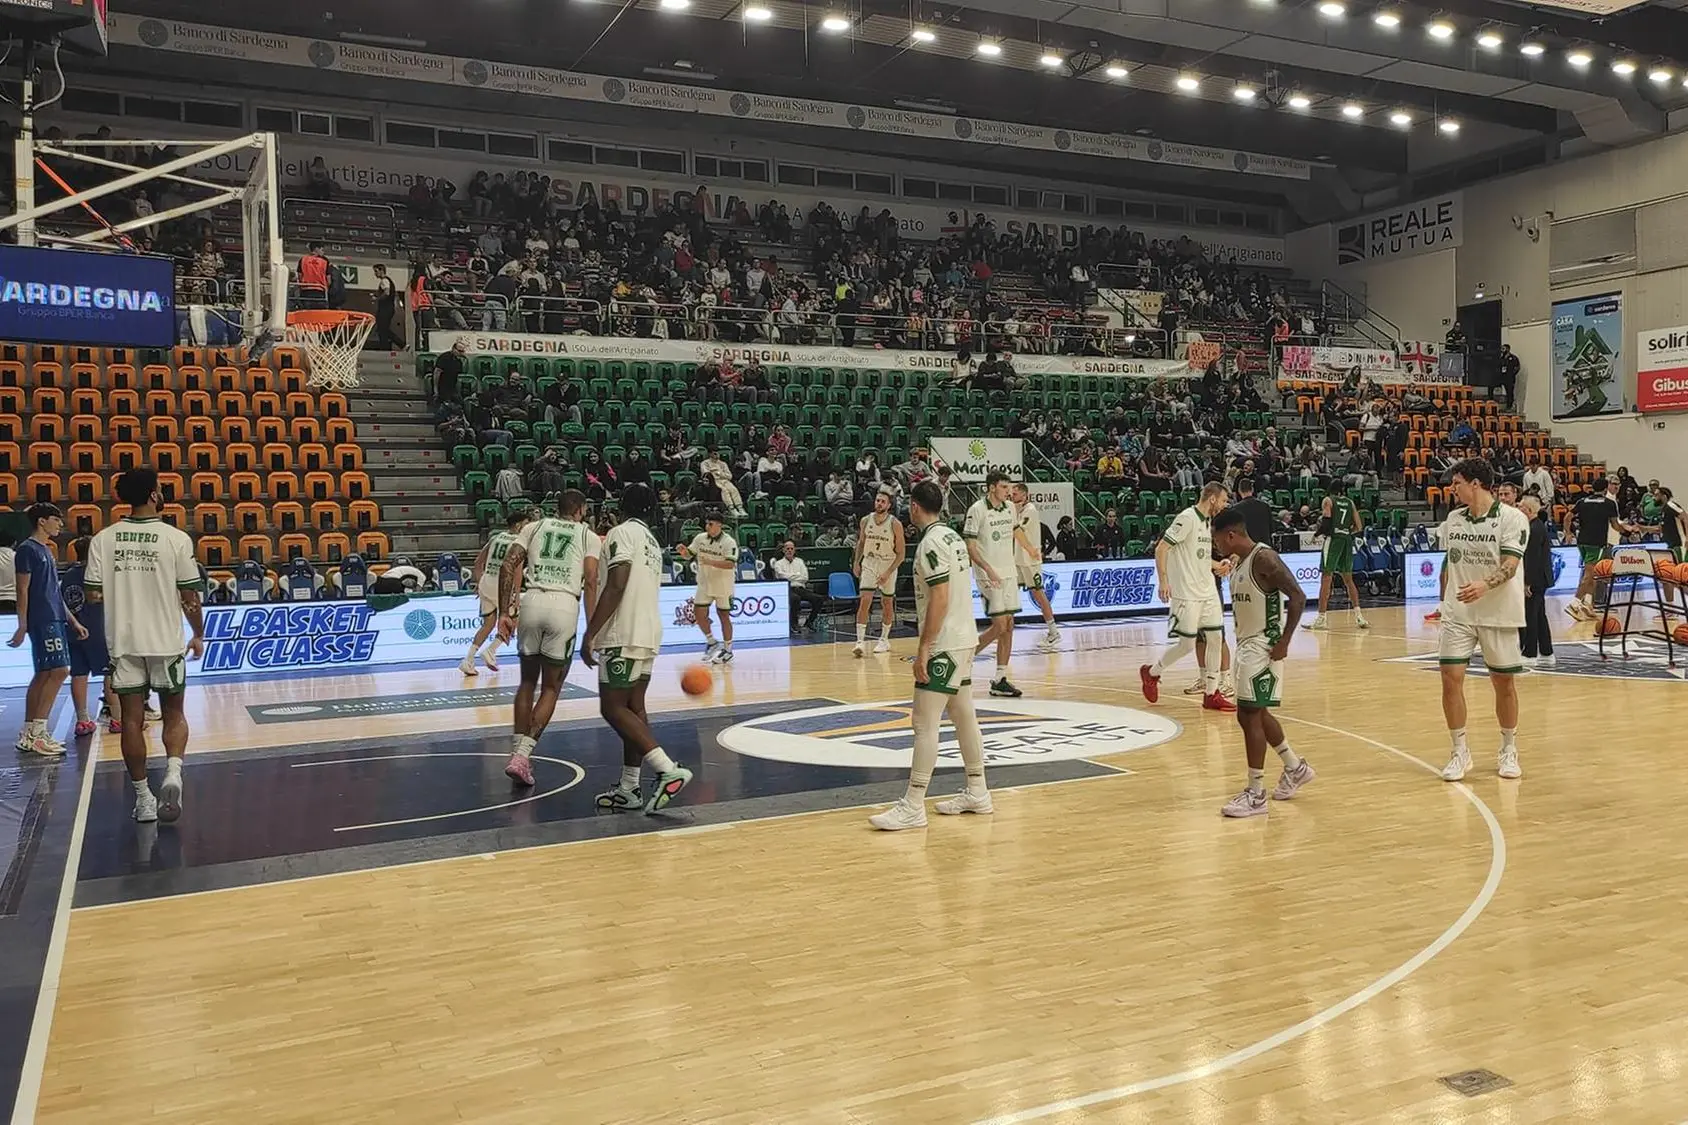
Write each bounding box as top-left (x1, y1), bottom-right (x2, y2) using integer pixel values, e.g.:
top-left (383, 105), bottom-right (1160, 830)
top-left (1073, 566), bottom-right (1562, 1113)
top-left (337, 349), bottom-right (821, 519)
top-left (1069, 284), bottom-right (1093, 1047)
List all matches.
top-left (1551, 292), bottom-right (1625, 420)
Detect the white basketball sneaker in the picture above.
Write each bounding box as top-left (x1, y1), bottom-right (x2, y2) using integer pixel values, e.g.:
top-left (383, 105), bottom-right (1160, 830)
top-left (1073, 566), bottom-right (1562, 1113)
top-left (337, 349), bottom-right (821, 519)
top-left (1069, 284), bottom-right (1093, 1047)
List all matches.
top-left (1441, 746), bottom-right (1472, 782)
top-left (869, 798), bottom-right (928, 831)
top-left (159, 769), bottom-right (184, 824)
top-left (935, 790), bottom-right (994, 816)
top-left (852, 641), bottom-right (866, 658)
top-left (1497, 746), bottom-right (1522, 779)
top-left (872, 637), bottom-right (891, 654)
top-left (133, 788), bottom-right (159, 823)
top-left (458, 655), bottom-right (478, 676)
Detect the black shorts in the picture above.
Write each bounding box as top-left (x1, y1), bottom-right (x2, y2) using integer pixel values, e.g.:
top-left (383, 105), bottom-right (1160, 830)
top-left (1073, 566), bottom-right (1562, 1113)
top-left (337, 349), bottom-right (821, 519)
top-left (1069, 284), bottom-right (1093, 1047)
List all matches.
top-left (69, 635), bottom-right (111, 678)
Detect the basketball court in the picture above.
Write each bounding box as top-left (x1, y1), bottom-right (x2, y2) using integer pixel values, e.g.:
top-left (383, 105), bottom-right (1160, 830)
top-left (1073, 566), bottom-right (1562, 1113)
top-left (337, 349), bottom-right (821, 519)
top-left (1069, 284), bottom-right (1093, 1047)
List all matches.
top-left (4, 599), bottom-right (1685, 1123)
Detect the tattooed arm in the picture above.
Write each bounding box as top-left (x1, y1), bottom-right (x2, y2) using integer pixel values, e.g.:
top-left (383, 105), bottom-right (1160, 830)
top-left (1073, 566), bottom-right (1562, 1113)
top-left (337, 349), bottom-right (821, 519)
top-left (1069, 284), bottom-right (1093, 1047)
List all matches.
top-left (1252, 547), bottom-right (1306, 661)
top-left (496, 545), bottom-right (527, 641)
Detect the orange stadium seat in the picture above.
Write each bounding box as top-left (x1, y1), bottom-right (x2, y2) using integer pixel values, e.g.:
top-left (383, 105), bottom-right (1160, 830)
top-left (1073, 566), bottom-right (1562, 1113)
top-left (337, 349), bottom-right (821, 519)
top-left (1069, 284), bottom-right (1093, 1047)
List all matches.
top-left (67, 473), bottom-right (103, 504)
top-left (355, 531), bottom-right (390, 560)
top-left (182, 390), bottom-right (213, 418)
top-left (30, 415), bottom-right (64, 444)
top-left (187, 442), bottom-right (220, 472)
top-left (184, 417), bottom-right (214, 445)
top-left (178, 365), bottom-right (208, 393)
top-left (160, 503), bottom-right (188, 530)
top-left (215, 390), bottom-right (249, 418)
top-left (229, 472), bottom-right (261, 504)
top-left (237, 535), bottom-right (272, 566)
top-left (0, 442), bottom-right (18, 473)
top-left (211, 366), bottom-right (241, 393)
top-left (246, 367), bottom-right (275, 396)
top-left (225, 443), bottom-right (257, 473)
top-left (31, 387), bottom-right (65, 417)
top-left (268, 472), bottom-right (299, 502)
top-left (110, 442), bottom-right (144, 473)
top-left (310, 501), bottom-right (343, 531)
top-left (219, 416), bottom-right (252, 445)
top-left (190, 473), bottom-right (225, 504)
top-left (277, 533), bottom-right (312, 562)
top-left (349, 500), bottom-right (380, 531)
top-left (26, 442), bottom-right (62, 473)
top-left (109, 415), bottom-right (142, 444)
top-left (317, 532), bottom-right (351, 563)
top-left (193, 503), bottom-right (228, 536)
top-left (298, 443), bottom-right (329, 473)
top-left (252, 391), bottom-right (281, 417)
top-left (0, 415), bottom-right (17, 443)
top-left (156, 472), bottom-right (184, 505)
top-left (68, 414), bottom-right (102, 443)
top-left (320, 393), bottom-right (349, 418)
top-left (172, 346), bottom-right (204, 369)
top-left (255, 417), bottom-right (285, 445)
top-left (0, 473), bottom-right (16, 506)
top-left (273, 501), bottom-right (306, 533)
top-left (24, 473), bottom-right (62, 504)
top-left (0, 387), bottom-right (21, 414)
top-left (271, 345), bottom-right (304, 371)
top-left (142, 363), bottom-right (174, 391)
top-left (69, 362), bottom-right (99, 389)
top-left (233, 501), bottom-right (267, 534)
top-left (0, 361), bottom-right (22, 387)
top-left (31, 363), bottom-right (63, 390)
top-left (279, 367), bottom-right (308, 393)
top-left (303, 471), bottom-right (336, 502)
top-left (283, 392), bottom-right (313, 419)
top-left (342, 472), bottom-right (371, 501)
top-left (108, 388), bottom-right (140, 416)
top-left (107, 363), bottom-right (137, 392)
top-left (261, 443), bottom-right (293, 472)
top-left (197, 535), bottom-right (233, 567)
top-left (144, 389), bottom-right (177, 417)
top-left (325, 418), bottom-right (355, 445)
top-left (70, 387), bottom-right (102, 414)
top-left (332, 444), bottom-right (364, 473)
top-left (289, 417), bottom-right (321, 445)
top-left (66, 504), bottom-right (103, 537)
top-left (147, 417), bottom-right (180, 446)
top-left (106, 503), bottom-right (133, 524)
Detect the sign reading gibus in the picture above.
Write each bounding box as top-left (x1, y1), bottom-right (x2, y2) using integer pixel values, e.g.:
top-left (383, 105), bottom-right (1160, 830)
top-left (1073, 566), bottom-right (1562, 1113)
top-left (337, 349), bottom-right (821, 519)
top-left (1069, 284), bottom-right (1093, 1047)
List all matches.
top-left (1637, 326), bottom-right (1688, 414)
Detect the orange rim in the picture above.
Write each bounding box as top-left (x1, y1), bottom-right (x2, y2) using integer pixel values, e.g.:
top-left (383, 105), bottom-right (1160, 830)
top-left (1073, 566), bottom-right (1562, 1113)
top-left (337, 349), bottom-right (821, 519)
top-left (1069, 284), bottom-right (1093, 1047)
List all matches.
top-left (286, 310), bottom-right (375, 329)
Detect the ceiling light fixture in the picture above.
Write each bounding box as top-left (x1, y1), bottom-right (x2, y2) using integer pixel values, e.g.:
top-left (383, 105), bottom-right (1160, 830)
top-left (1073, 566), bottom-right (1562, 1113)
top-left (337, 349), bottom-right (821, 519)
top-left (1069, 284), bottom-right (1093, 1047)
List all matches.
top-left (1341, 102), bottom-right (1364, 118)
top-left (1390, 109), bottom-right (1412, 125)
top-left (1176, 74), bottom-right (1200, 91)
top-left (1611, 58), bottom-right (1637, 75)
top-left (1439, 118), bottom-right (1461, 133)
top-left (1476, 28), bottom-right (1503, 49)
top-left (1040, 51), bottom-right (1064, 67)
top-left (1567, 48), bottom-right (1593, 67)
top-left (1233, 84), bottom-right (1257, 100)
top-left (1317, 1), bottom-right (1345, 16)
top-left (1519, 40), bottom-right (1545, 57)
top-left (1287, 93), bottom-right (1312, 109)
top-left (911, 26), bottom-right (936, 42)
top-left (743, 4), bottom-right (773, 20)
top-left (1372, 10), bottom-right (1400, 28)
top-left (820, 13), bottom-right (850, 31)
top-left (1105, 63), bottom-right (1129, 78)
top-left (1649, 66), bottom-right (1672, 84)
top-left (1428, 20), bottom-right (1455, 39)
top-left (659, 0), bottom-right (691, 9)
top-left (976, 39), bottom-right (1002, 56)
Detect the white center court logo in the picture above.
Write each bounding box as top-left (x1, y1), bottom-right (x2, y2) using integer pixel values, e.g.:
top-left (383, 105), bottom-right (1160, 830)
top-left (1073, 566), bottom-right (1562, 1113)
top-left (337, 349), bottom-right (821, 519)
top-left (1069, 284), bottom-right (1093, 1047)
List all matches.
top-left (719, 698), bottom-right (1180, 769)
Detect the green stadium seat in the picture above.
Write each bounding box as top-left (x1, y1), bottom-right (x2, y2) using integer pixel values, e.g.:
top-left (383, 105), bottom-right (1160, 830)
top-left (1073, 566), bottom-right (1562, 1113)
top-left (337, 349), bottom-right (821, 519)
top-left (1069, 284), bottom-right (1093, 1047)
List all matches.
top-left (680, 401), bottom-right (703, 424)
top-left (463, 470), bottom-right (491, 499)
top-left (720, 423), bottom-right (744, 449)
top-left (588, 377), bottom-right (612, 401)
top-left (483, 445), bottom-right (510, 472)
top-left (475, 499), bottom-right (503, 527)
top-left (738, 524), bottom-right (763, 551)
top-left (452, 445), bottom-right (481, 471)
top-left (764, 521), bottom-right (788, 545)
top-left (629, 401), bottom-right (652, 425)
top-left (513, 443), bottom-right (539, 471)
top-left (587, 423), bottom-right (611, 446)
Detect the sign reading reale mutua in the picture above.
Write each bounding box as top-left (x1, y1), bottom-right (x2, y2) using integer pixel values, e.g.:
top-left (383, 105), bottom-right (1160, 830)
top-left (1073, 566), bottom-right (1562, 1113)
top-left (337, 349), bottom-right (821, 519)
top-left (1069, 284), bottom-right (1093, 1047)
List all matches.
top-left (1336, 194), bottom-right (1463, 266)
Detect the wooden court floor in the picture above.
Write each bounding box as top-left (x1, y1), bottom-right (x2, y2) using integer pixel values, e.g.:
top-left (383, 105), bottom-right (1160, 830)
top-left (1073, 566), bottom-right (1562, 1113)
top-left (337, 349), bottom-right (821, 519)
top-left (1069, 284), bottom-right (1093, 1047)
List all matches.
top-left (24, 601), bottom-right (1688, 1124)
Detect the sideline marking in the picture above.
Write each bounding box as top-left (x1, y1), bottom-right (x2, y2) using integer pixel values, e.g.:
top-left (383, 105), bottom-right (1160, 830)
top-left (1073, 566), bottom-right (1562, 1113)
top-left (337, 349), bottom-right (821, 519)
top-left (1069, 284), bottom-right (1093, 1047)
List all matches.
top-left (973, 682), bottom-right (1508, 1125)
top-left (11, 714), bottom-right (96, 1125)
top-left (289, 752), bottom-right (585, 832)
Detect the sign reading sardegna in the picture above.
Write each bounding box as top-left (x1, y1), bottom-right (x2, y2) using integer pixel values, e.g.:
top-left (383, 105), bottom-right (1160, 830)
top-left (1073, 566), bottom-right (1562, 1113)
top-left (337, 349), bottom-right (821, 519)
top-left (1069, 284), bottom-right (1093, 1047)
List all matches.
top-left (0, 244), bottom-right (175, 347)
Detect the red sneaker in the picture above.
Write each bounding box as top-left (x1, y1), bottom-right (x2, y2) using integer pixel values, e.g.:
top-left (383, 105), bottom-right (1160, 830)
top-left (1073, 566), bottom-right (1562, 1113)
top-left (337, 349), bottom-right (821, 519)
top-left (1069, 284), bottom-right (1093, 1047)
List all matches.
top-left (1423, 609), bottom-right (1442, 622)
top-left (74, 719), bottom-right (97, 737)
top-left (504, 753), bottom-right (534, 787)
top-left (1203, 691), bottom-right (1238, 712)
top-left (1139, 663), bottom-right (1160, 704)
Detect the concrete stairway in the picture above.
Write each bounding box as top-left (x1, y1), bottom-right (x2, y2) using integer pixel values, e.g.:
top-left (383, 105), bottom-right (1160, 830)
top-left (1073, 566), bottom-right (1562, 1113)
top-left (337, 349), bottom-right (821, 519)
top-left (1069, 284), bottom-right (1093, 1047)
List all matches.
top-left (350, 352), bottom-right (482, 560)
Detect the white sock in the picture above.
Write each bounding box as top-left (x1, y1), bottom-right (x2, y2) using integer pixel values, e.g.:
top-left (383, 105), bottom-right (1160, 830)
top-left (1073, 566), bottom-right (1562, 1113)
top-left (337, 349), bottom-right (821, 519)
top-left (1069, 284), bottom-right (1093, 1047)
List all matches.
top-left (483, 638), bottom-right (500, 656)
top-left (1500, 727), bottom-right (1517, 749)
top-left (1046, 621), bottom-right (1058, 638)
top-left (643, 746), bottom-right (676, 773)
top-left (909, 691), bottom-right (945, 802)
top-left (620, 765), bottom-right (641, 791)
top-left (1151, 634), bottom-right (1196, 678)
top-left (948, 692), bottom-right (988, 796)
top-left (1450, 727), bottom-right (1468, 753)
top-left (466, 641), bottom-right (480, 659)
top-left (1201, 663), bottom-right (1219, 694)
top-left (26, 718), bottom-right (45, 736)
top-left (131, 777), bottom-right (151, 797)
top-left (1275, 742), bottom-right (1301, 770)
top-left (880, 624), bottom-right (891, 641)
top-left (856, 624), bottom-right (867, 643)
top-left (1247, 767), bottom-right (1265, 794)
top-left (164, 757), bottom-right (182, 778)
top-left (512, 733), bottom-right (536, 758)
top-left (995, 661), bottom-right (1009, 682)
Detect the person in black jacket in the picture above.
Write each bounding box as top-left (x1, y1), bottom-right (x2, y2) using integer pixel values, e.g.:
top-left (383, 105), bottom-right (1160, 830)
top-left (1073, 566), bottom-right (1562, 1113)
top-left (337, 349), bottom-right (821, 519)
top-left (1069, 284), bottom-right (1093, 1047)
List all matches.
top-left (1518, 496), bottom-right (1554, 665)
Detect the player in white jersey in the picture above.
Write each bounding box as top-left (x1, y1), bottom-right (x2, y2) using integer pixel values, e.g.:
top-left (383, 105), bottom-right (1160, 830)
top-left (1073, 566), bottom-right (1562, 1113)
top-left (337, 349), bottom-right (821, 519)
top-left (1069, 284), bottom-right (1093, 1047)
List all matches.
top-left (1140, 482), bottom-right (1236, 712)
top-left (581, 484), bottom-right (694, 813)
top-left (682, 511), bottom-right (739, 663)
top-left (461, 508), bottom-right (531, 675)
top-left (870, 481), bottom-right (994, 831)
top-left (496, 490), bottom-right (600, 786)
top-left (1436, 458), bottom-right (1530, 782)
top-left (1011, 483), bottom-right (1060, 652)
top-left (1211, 508), bottom-right (1314, 818)
top-left (964, 471), bottom-right (1023, 698)
top-left (83, 470), bottom-right (205, 824)
top-left (852, 487), bottom-right (906, 656)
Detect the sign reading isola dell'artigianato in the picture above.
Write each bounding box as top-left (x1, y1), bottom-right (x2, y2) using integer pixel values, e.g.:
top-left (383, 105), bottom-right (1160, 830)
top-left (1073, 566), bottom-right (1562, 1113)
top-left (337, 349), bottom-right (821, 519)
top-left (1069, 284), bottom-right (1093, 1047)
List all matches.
top-left (1336, 194), bottom-right (1463, 266)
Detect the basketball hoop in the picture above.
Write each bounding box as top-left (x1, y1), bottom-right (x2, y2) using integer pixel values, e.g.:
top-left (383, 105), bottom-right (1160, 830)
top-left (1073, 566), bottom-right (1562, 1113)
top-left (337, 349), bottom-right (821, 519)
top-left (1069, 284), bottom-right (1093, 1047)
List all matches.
top-left (286, 310), bottom-right (375, 389)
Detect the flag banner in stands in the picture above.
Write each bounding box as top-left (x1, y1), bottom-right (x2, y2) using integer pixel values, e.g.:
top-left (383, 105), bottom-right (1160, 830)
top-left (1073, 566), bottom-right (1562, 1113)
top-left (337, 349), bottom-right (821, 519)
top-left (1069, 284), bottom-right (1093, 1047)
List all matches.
top-left (1395, 340), bottom-right (1461, 384)
top-left (1636, 326), bottom-right (1688, 414)
top-left (929, 437), bottom-right (1025, 484)
top-left (0, 244), bottom-right (175, 346)
top-left (109, 14), bottom-right (1311, 181)
top-left (0, 585), bottom-right (789, 690)
top-left (1277, 345), bottom-right (1399, 379)
top-left (428, 332), bottom-right (1195, 379)
top-left (972, 552), bottom-right (1326, 622)
top-left (1551, 292), bottom-right (1625, 419)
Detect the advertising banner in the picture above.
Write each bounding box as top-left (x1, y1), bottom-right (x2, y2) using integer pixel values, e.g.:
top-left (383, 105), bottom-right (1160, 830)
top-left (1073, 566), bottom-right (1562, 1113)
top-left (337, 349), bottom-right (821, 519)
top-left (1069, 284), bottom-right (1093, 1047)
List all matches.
top-left (0, 244), bottom-right (175, 347)
top-left (0, 584), bottom-right (790, 690)
top-left (1636, 326), bottom-right (1688, 414)
top-left (971, 551), bottom-right (1325, 622)
top-left (1023, 483), bottom-right (1074, 539)
top-left (1402, 546), bottom-right (1670, 602)
top-left (1335, 194), bottom-right (1463, 266)
top-left (1277, 345), bottom-right (1399, 379)
top-left (1551, 292), bottom-right (1625, 419)
top-left (929, 437), bottom-right (1024, 484)
top-left (109, 14), bottom-right (1312, 181)
top-left (428, 332), bottom-right (1195, 378)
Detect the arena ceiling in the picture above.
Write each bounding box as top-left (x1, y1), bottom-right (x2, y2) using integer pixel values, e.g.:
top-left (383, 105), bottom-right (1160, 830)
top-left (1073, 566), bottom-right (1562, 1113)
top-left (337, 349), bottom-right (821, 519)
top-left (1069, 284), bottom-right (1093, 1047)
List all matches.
top-left (105, 0), bottom-right (1688, 220)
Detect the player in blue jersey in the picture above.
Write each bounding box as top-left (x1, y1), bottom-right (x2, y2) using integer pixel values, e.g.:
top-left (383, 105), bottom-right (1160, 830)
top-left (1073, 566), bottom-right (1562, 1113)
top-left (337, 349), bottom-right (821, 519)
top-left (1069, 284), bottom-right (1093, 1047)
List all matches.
top-left (7, 505), bottom-right (88, 757)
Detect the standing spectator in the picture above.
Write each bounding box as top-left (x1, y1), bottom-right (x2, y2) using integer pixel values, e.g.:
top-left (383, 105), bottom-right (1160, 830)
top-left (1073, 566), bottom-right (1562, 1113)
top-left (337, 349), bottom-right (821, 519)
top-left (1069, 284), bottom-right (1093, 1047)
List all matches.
top-left (432, 339), bottom-right (468, 403)
top-left (297, 242), bottom-right (331, 309)
top-left (1521, 455), bottom-right (1555, 509)
top-left (1094, 509), bottom-right (1125, 558)
top-left (1497, 344), bottom-right (1520, 407)
top-left (371, 263), bottom-right (399, 350)
top-left (1518, 496), bottom-right (1554, 667)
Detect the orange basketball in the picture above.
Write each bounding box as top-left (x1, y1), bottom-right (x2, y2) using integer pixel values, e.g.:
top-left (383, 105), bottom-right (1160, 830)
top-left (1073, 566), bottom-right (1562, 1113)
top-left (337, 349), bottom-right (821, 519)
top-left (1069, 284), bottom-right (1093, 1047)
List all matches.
top-left (680, 663), bottom-right (713, 696)
top-left (1676, 562), bottom-right (1688, 587)
top-left (1598, 615), bottom-right (1624, 635)
top-left (1674, 623), bottom-right (1688, 645)
top-left (1592, 559), bottom-right (1614, 579)
top-left (1656, 559), bottom-right (1679, 583)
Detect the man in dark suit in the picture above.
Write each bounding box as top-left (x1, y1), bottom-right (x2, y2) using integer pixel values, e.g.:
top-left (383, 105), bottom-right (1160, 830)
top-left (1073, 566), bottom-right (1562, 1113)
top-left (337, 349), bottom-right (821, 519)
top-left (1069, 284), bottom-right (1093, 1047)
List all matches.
top-left (1518, 496), bottom-right (1554, 666)
top-left (1230, 478), bottom-right (1275, 546)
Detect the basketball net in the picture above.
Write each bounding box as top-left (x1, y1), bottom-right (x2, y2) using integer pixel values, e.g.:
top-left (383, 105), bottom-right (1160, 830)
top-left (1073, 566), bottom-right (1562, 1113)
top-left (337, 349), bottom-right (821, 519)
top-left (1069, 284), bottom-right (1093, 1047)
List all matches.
top-left (286, 311), bottom-right (374, 390)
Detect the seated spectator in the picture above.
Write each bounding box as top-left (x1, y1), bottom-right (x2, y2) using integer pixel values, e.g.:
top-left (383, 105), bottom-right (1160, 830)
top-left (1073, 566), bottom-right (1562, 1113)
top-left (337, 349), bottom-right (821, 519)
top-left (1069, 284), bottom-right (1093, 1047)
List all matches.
top-left (770, 540), bottom-right (825, 631)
